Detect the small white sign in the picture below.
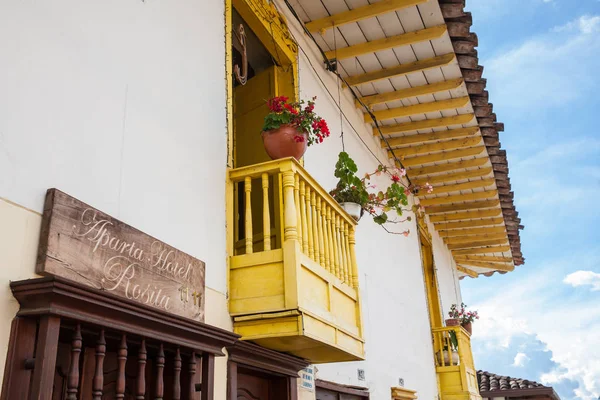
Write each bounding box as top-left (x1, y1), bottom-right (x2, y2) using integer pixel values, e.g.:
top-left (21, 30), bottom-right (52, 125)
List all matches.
top-left (300, 367), bottom-right (315, 392)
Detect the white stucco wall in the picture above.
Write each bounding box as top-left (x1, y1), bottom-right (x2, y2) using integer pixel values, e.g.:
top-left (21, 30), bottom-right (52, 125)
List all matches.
top-left (0, 0), bottom-right (464, 398)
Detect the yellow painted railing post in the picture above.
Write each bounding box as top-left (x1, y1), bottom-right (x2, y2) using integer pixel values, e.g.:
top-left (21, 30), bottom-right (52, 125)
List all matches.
top-left (326, 207), bottom-right (335, 275)
top-left (300, 180), bottom-right (309, 255)
top-left (294, 174), bottom-right (303, 246)
top-left (244, 177), bottom-right (253, 254)
top-left (339, 222), bottom-right (349, 284)
top-left (282, 171), bottom-right (298, 241)
top-left (261, 173), bottom-right (271, 251)
top-left (306, 188), bottom-right (315, 260)
top-left (333, 215), bottom-right (341, 279)
top-left (316, 197), bottom-right (326, 266)
top-left (349, 226), bottom-right (359, 288)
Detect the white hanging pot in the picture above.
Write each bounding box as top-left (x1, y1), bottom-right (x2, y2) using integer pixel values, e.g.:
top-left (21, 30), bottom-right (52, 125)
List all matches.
top-left (436, 350), bottom-right (460, 366)
top-left (340, 202), bottom-right (362, 222)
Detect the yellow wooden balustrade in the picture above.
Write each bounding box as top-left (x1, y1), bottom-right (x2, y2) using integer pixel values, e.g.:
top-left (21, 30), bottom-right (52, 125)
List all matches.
top-left (432, 326), bottom-right (482, 400)
top-left (228, 157), bottom-right (364, 363)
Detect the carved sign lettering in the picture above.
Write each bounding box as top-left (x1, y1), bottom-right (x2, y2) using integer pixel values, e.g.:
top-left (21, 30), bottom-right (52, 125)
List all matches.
top-left (36, 189), bottom-right (205, 322)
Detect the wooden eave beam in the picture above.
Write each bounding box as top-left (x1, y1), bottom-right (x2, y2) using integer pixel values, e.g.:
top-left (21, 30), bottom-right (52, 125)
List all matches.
top-left (422, 177), bottom-right (495, 195)
top-left (390, 136), bottom-right (481, 157)
top-left (445, 232), bottom-right (508, 245)
top-left (305, 0), bottom-right (428, 33)
top-left (448, 238), bottom-right (509, 250)
top-left (327, 25), bottom-right (447, 60)
top-left (429, 208), bottom-right (502, 223)
top-left (426, 199), bottom-right (499, 214)
top-left (357, 78), bottom-right (464, 108)
top-left (456, 266), bottom-right (479, 278)
top-left (409, 157), bottom-right (487, 176)
top-left (377, 113), bottom-right (474, 135)
top-left (400, 146), bottom-right (485, 167)
top-left (347, 53), bottom-right (455, 87)
top-left (418, 189), bottom-right (497, 206)
top-left (383, 127), bottom-right (479, 148)
top-left (458, 260), bottom-right (515, 271)
top-left (454, 255), bottom-right (513, 263)
top-left (367, 96), bottom-right (470, 122)
top-left (453, 246), bottom-right (511, 256)
top-left (439, 226), bottom-right (506, 237)
top-left (434, 217), bottom-right (504, 230)
top-left (413, 167), bottom-right (493, 186)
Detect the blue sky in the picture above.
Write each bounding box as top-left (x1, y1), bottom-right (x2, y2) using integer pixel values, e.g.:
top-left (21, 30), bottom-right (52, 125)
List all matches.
top-left (460, 1), bottom-right (600, 399)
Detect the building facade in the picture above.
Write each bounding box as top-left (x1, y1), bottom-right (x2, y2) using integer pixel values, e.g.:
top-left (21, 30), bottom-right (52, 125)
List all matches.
top-left (0, 0), bottom-right (523, 399)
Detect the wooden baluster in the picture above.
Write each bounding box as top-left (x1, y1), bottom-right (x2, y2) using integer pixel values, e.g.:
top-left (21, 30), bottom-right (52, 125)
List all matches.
top-left (349, 227), bottom-right (359, 289)
top-left (307, 189), bottom-right (315, 260)
top-left (136, 340), bottom-right (147, 399)
top-left (344, 224), bottom-right (352, 285)
top-left (294, 174), bottom-right (303, 245)
top-left (66, 324), bottom-right (82, 400)
top-left (339, 221), bottom-right (349, 284)
top-left (189, 352), bottom-right (197, 400)
top-left (282, 171), bottom-right (298, 241)
top-left (173, 347), bottom-right (182, 400)
top-left (244, 177), bottom-right (253, 254)
top-left (299, 181), bottom-right (309, 255)
top-left (155, 343), bottom-right (165, 400)
top-left (261, 173), bottom-right (271, 251)
top-left (326, 207), bottom-right (336, 275)
top-left (332, 215), bottom-right (341, 279)
top-left (92, 329), bottom-right (106, 400)
top-left (116, 334), bottom-right (127, 400)
top-left (316, 197), bottom-right (326, 267)
top-left (321, 200), bottom-right (331, 272)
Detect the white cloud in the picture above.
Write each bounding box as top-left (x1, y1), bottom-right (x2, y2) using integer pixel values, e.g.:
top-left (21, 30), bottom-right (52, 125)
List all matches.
top-left (468, 253), bottom-right (600, 400)
top-left (564, 270), bottom-right (600, 291)
top-left (554, 15), bottom-right (600, 34)
top-left (513, 352), bottom-right (530, 367)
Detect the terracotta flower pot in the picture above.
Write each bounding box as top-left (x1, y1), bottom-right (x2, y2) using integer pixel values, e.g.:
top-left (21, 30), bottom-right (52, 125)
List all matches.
top-left (462, 322), bottom-right (472, 335)
top-left (261, 124), bottom-right (308, 161)
top-left (445, 318), bottom-right (460, 327)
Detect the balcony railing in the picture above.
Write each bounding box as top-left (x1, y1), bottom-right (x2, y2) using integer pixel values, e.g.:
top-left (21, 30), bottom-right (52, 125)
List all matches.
top-left (432, 326), bottom-right (481, 400)
top-left (228, 157), bottom-right (364, 363)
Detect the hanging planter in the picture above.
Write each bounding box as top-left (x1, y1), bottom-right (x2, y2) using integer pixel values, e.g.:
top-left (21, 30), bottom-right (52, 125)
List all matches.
top-left (329, 152), bottom-right (432, 233)
top-left (261, 96), bottom-right (330, 161)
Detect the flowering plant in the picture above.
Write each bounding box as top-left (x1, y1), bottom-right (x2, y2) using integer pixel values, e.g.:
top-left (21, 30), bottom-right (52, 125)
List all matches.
top-left (329, 152), bottom-right (433, 230)
top-left (262, 96), bottom-right (330, 145)
top-left (448, 303), bottom-right (479, 324)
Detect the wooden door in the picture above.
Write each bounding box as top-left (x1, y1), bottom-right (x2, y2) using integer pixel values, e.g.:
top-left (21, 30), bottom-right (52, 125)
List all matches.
top-left (235, 369), bottom-right (288, 400)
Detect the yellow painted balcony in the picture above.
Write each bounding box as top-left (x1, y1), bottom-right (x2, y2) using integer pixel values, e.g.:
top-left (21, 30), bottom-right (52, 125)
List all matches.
top-left (432, 327), bottom-right (482, 400)
top-left (228, 158), bottom-right (364, 363)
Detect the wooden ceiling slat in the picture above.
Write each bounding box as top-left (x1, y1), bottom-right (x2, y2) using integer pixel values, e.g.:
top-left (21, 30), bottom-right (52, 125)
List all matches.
top-left (422, 177), bottom-right (494, 195)
top-left (367, 96), bottom-right (469, 123)
top-left (448, 238), bottom-right (509, 250)
top-left (452, 245), bottom-right (511, 255)
top-left (377, 113), bottom-right (474, 135)
top-left (391, 136), bottom-right (480, 157)
top-left (401, 146), bottom-right (485, 167)
top-left (413, 167), bottom-right (492, 186)
top-left (438, 226), bottom-right (506, 237)
top-left (434, 217), bottom-right (504, 230)
top-left (327, 25), bottom-right (447, 60)
top-left (445, 232), bottom-right (507, 245)
top-left (429, 207), bottom-right (501, 223)
top-left (458, 260), bottom-right (514, 271)
top-left (357, 78), bottom-right (464, 108)
top-left (418, 189), bottom-right (497, 206)
top-left (455, 255), bottom-right (513, 263)
top-left (409, 157), bottom-right (488, 177)
top-left (347, 54), bottom-right (456, 87)
top-left (384, 127), bottom-right (478, 148)
top-left (456, 265), bottom-right (479, 278)
top-left (305, 0), bottom-right (428, 33)
top-left (426, 199), bottom-right (499, 214)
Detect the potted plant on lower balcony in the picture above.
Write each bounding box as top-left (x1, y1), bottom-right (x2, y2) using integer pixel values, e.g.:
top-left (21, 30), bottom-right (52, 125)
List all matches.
top-left (261, 96), bottom-right (330, 160)
top-left (447, 303), bottom-right (479, 335)
top-left (437, 330), bottom-right (459, 366)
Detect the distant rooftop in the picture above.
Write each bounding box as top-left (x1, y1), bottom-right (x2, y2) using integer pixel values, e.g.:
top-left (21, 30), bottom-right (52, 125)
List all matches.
top-left (478, 370), bottom-right (560, 400)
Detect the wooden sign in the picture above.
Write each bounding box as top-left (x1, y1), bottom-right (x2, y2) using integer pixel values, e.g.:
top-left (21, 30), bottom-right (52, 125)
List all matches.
top-left (37, 189), bottom-right (205, 322)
